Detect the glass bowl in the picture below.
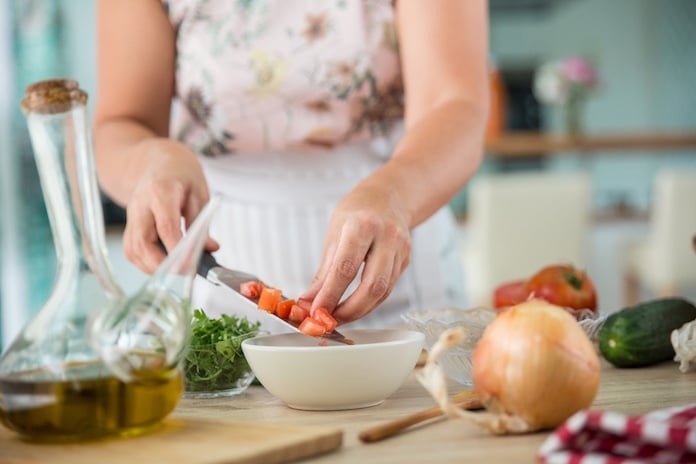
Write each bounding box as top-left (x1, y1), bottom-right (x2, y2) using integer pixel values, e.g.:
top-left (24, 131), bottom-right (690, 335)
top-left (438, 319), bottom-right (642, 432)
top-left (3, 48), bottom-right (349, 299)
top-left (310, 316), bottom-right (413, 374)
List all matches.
top-left (183, 331), bottom-right (262, 399)
top-left (402, 307), bottom-right (496, 386)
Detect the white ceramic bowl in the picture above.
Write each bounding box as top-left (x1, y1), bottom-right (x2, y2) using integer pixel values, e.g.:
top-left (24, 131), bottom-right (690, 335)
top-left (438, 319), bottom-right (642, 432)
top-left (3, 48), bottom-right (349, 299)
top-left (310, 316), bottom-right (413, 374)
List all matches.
top-left (241, 329), bottom-right (425, 411)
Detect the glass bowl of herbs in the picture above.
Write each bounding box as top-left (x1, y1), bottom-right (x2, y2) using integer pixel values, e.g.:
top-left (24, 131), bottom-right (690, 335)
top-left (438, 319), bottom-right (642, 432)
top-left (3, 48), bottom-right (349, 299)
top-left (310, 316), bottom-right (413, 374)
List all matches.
top-left (183, 309), bottom-right (263, 399)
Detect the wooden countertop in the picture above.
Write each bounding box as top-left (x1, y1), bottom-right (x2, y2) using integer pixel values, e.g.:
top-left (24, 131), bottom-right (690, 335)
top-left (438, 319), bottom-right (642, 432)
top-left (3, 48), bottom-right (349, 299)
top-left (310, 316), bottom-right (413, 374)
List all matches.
top-left (486, 130), bottom-right (696, 157)
top-left (175, 361), bottom-right (696, 463)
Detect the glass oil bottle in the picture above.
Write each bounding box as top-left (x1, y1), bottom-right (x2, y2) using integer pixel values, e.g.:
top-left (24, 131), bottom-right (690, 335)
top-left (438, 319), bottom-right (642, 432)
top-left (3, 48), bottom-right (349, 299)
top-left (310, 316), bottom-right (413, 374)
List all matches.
top-left (0, 79), bottom-right (214, 442)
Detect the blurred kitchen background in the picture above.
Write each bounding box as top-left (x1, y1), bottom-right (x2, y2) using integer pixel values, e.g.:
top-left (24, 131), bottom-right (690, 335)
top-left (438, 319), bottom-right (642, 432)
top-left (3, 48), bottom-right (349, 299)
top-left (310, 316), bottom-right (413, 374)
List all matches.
top-left (1, 0), bottom-right (695, 350)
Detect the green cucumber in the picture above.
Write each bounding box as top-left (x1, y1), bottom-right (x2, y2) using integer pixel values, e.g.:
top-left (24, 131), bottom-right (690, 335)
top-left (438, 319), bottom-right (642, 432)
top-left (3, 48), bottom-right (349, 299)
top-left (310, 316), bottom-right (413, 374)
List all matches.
top-left (598, 297), bottom-right (696, 368)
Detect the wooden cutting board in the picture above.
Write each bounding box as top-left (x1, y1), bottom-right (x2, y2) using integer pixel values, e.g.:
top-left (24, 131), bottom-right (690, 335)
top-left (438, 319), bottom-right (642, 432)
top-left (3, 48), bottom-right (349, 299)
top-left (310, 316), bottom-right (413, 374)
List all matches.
top-left (0, 416), bottom-right (343, 464)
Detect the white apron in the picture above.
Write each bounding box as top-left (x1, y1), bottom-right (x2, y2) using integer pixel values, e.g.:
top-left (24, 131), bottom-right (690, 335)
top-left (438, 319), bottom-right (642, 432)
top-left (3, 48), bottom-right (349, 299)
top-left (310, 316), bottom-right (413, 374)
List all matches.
top-left (191, 141), bottom-right (467, 331)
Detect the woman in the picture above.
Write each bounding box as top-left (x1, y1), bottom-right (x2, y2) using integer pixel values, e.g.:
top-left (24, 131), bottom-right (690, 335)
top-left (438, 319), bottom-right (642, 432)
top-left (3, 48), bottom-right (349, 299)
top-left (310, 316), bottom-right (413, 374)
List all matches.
top-left (94, 0), bottom-right (489, 328)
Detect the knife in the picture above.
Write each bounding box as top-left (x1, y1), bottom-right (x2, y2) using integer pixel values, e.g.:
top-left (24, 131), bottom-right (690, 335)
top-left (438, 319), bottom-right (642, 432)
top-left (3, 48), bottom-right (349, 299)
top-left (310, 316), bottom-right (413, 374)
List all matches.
top-left (196, 251), bottom-right (354, 345)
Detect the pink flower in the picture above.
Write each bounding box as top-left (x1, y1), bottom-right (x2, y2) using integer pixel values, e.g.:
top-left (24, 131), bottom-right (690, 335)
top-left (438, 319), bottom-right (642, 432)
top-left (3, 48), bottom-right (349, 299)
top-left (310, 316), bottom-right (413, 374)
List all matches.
top-left (560, 56), bottom-right (598, 87)
top-left (534, 56), bottom-right (600, 106)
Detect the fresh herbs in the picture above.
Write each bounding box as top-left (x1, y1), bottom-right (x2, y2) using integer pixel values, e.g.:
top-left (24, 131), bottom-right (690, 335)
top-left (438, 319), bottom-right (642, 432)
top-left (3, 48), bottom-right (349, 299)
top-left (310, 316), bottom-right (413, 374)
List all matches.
top-left (184, 309), bottom-right (261, 393)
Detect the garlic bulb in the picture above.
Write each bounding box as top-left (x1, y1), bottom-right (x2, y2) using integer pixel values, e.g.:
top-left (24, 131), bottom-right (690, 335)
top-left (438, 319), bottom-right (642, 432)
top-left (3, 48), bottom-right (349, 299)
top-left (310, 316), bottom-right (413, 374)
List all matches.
top-left (671, 319), bottom-right (696, 373)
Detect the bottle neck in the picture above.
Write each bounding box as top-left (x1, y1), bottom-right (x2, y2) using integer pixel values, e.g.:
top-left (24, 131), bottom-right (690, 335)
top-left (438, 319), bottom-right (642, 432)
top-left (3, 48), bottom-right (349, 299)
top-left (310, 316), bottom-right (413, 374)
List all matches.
top-left (25, 104), bottom-right (123, 300)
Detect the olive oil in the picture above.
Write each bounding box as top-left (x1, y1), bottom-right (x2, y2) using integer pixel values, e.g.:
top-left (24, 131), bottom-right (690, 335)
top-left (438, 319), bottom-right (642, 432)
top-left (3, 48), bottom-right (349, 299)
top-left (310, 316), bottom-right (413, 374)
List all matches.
top-left (0, 361), bottom-right (183, 441)
top-left (0, 80), bottom-right (207, 444)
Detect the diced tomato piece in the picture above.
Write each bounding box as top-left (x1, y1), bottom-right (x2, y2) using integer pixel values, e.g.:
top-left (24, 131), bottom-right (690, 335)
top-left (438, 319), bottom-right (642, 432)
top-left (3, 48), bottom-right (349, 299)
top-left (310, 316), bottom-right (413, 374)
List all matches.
top-left (288, 304), bottom-right (309, 324)
top-left (317, 340), bottom-right (329, 347)
top-left (240, 280), bottom-right (264, 299)
top-left (311, 307), bottom-right (337, 333)
top-left (298, 317), bottom-right (326, 337)
top-left (257, 287), bottom-right (282, 313)
top-left (275, 299), bottom-right (295, 320)
top-left (296, 298), bottom-right (312, 311)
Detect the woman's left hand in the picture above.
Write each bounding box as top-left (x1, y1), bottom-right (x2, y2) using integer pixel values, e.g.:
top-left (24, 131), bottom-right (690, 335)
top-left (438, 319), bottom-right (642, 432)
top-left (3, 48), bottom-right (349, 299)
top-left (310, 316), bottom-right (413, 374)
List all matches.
top-left (300, 181), bottom-right (411, 323)
top-left (302, 0), bottom-right (489, 323)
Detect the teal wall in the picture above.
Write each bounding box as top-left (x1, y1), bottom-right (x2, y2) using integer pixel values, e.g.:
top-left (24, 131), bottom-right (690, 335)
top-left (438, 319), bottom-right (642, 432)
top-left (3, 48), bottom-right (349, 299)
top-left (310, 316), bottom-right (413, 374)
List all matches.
top-left (57, 0), bottom-right (96, 108)
top-left (1, 0), bottom-right (65, 350)
top-left (484, 0), bottom-right (696, 212)
top-left (491, 0), bottom-right (696, 132)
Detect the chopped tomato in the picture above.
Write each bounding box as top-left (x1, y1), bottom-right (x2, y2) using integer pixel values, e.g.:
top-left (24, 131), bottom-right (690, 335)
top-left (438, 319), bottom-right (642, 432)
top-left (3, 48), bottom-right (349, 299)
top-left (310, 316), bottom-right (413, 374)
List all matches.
top-left (257, 287), bottom-right (282, 313)
top-left (240, 280), bottom-right (264, 300)
top-left (311, 307), bottom-right (337, 333)
top-left (296, 298), bottom-right (312, 311)
top-left (275, 299), bottom-right (295, 320)
top-left (317, 340), bottom-right (329, 347)
top-left (288, 304), bottom-right (309, 324)
top-left (298, 317), bottom-right (326, 337)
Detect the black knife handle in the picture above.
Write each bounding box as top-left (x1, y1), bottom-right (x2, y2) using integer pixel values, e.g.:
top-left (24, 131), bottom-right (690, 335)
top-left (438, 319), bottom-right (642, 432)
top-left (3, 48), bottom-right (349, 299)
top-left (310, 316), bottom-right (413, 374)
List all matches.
top-left (197, 250), bottom-right (219, 277)
top-left (157, 239), bottom-right (219, 278)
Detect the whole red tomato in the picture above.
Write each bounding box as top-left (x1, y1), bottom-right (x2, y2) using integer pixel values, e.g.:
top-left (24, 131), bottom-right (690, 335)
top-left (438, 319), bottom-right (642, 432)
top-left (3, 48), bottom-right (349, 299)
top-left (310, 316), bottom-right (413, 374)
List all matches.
top-left (492, 279), bottom-right (529, 309)
top-left (524, 264), bottom-right (597, 311)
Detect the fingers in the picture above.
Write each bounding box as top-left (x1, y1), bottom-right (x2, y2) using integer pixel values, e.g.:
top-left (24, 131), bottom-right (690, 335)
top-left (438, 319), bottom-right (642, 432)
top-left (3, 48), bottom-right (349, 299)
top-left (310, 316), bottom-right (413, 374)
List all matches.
top-left (154, 184), bottom-right (187, 253)
top-left (124, 191), bottom-right (221, 274)
top-left (183, 190), bottom-right (220, 252)
top-left (332, 251), bottom-right (397, 323)
top-left (118, 141), bottom-right (213, 275)
top-left (333, 231), bottom-right (411, 323)
top-left (204, 237), bottom-right (220, 253)
top-left (309, 218), bottom-right (374, 315)
top-left (123, 182), bottom-right (188, 274)
top-left (123, 205), bottom-right (166, 274)
top-left (309, 216), bottom-right (411, 323)
top-left (300, 242), bottom-right (338, 303)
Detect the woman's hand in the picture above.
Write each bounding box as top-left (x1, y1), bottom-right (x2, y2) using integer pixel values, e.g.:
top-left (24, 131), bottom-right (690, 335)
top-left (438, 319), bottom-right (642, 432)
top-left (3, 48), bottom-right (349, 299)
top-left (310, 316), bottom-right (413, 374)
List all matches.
top-left (94, 0), bottom-right (219, 274)
top-left (301, 0), bottom-right (488, 323)
top-left (121, 138), bottom-right (219, 274)
top-left (300, 180), bottom-right (411, 323)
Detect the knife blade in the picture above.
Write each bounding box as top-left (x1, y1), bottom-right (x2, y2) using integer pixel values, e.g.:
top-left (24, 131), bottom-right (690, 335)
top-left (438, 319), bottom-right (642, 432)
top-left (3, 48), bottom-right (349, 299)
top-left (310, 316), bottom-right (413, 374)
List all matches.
top-left (197, 251), bottom-right (354, 345)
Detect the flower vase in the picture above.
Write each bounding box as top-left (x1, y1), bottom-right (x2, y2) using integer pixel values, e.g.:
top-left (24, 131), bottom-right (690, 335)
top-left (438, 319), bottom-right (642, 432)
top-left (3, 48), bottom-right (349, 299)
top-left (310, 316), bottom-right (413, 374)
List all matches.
top-left (563, 97), bottom-right (584, 138)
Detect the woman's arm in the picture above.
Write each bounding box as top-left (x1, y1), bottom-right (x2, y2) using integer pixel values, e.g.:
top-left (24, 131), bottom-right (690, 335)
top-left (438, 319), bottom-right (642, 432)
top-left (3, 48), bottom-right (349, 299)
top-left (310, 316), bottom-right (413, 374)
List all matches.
top-left (304, 0), bottom-right (489, 322)
top-left (378, 0), bottom-right (489, 227)
top-left (94, 0), bottom-right (216, 273)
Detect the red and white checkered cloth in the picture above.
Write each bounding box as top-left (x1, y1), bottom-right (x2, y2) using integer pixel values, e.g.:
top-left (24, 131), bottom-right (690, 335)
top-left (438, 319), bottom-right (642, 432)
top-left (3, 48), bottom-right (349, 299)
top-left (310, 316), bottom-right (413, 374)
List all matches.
top-left (538, 404), bottom-right (696, 464)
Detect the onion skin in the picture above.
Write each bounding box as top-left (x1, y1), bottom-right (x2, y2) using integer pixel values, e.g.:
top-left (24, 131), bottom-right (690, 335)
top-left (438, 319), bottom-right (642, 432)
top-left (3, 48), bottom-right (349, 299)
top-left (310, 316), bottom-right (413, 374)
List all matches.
top-left (472, 299), bottom-right (600, 431)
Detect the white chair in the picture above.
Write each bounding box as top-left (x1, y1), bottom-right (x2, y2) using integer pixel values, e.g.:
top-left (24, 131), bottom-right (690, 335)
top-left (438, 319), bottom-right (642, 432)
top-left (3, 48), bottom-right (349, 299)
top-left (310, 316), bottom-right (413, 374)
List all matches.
top-left (624, 168), bottom-right (696, 305)
top-left (461, 170), bottom-right (593, 307)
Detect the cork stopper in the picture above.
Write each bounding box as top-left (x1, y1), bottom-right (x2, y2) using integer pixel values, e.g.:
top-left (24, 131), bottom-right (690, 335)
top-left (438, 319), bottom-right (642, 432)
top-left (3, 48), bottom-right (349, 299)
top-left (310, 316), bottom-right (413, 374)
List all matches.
top-left (21, 78), bottom-right (88, 114)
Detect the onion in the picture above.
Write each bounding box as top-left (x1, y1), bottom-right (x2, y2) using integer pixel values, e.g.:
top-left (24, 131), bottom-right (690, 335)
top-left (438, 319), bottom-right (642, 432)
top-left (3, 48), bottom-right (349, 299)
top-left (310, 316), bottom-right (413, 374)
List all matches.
top-left (418, 299), bottom-right (601, 434)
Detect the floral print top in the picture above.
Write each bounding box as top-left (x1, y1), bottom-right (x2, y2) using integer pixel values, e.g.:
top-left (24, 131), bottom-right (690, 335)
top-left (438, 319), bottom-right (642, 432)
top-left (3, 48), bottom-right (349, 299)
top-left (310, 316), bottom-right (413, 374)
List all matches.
top-left (162, 0), bottom-right (404, 156)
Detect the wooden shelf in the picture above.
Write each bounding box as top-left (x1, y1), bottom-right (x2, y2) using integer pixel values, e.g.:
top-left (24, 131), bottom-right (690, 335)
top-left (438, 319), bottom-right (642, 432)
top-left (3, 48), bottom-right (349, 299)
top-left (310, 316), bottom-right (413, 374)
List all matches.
top-left (455, 206), bottom-right (649, 224)
top-left (485, 130), bottom-right (696, 157)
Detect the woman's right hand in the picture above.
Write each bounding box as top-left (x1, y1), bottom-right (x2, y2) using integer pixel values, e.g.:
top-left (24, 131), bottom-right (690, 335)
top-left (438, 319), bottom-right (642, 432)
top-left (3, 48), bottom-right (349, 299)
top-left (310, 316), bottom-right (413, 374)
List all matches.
top-left (94, 1), bottom-right (220, 274)
top-left (122, 138), bottom-right (219, 274)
